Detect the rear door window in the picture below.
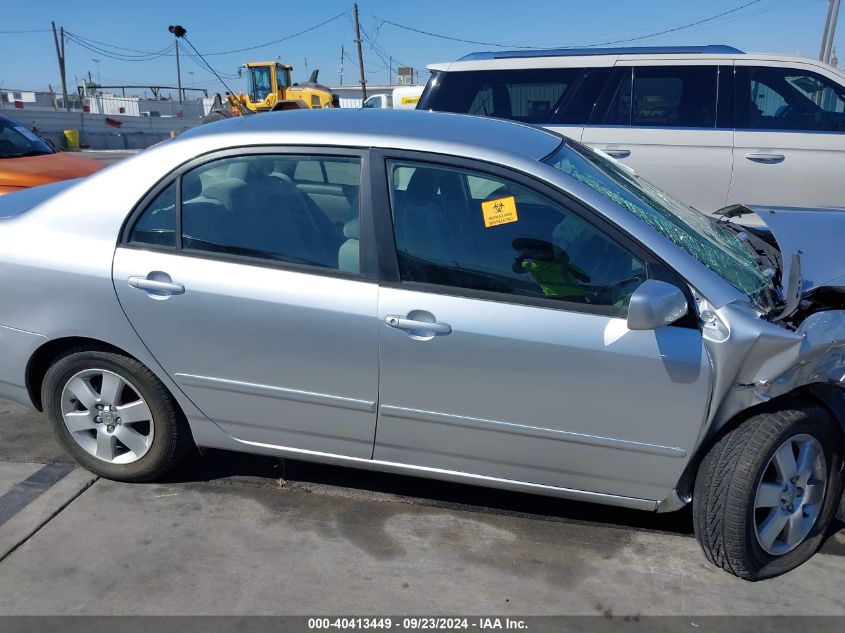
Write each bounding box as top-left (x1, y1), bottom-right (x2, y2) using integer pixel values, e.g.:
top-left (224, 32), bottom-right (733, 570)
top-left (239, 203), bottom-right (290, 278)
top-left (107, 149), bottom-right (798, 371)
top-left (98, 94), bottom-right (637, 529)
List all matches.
top-left (595, 66), bottom-right (719, 128)
top-left (423, 68), bottom-right (597, 124)
top-left (127, 154), bottom-right (363, 274)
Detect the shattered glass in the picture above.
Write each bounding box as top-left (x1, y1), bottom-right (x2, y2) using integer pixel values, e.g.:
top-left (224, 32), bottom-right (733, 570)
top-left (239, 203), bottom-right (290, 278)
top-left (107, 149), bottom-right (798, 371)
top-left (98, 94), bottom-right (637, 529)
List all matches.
top-left (545, 143), bottom-right (776, 308)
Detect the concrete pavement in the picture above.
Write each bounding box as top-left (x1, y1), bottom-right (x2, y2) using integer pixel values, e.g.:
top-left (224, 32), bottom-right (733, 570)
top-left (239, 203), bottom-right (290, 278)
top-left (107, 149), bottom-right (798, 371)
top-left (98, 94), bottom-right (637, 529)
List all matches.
top-left (1, 397), bottom-right (845, 615)
top-left (80, 150), bottom-right (140, 166)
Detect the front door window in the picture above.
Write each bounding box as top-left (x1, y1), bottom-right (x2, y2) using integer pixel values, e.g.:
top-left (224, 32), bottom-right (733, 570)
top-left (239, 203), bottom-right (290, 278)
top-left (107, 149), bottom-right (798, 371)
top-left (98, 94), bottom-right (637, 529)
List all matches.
top-left (387, 160), bottom-right (646, 315)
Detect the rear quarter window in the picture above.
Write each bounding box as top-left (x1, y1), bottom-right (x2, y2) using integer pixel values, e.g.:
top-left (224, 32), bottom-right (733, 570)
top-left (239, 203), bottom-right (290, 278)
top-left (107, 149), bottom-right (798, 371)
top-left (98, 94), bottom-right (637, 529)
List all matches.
top-left (424, 67), bottom-right (603, 124)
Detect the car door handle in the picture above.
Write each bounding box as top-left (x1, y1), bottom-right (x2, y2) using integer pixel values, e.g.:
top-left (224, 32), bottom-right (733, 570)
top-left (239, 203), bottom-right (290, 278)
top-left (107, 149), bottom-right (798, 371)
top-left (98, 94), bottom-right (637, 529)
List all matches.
top-left (601, 148), bottom-right (631, 158)
top-left (745, 152), bottom-right (785, 164)
top-left (128, 275), bottom-right (185, 295)
top-left (385, 315), bottom-right (452, 335)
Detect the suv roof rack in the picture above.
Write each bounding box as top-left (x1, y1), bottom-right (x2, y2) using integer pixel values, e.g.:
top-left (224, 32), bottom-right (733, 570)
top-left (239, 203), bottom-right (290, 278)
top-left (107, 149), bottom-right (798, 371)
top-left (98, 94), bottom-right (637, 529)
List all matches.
top-left (457, 45), bottom-right (744, 62)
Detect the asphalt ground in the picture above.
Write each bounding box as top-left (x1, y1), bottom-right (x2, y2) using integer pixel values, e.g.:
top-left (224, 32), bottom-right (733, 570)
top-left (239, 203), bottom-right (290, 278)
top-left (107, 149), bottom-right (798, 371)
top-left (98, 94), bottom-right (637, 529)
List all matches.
top-left (1, 397), bottom-right (844, 617)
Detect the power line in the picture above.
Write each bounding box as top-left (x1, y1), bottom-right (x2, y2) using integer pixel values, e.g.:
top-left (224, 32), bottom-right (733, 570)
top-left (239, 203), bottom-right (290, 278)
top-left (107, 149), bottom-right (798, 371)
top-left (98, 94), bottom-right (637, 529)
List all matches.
top-left (581, 0), bottom-right (766, 47)
top-left (64, 31), bottom-right (173, 56)
top-left (373, 0), bottom-right (768, 49)
top-left (180, 35), bottom-right (239, 97)
top-left (372, 17), bottom-right (534, 49)
top-left (60, 12), bottom-right (347, 63)
top-left (0, 28), bottom-right (51, 33)
top-left (181, 48), bottom-right (239, 79)
top-left (203, 12), bottom-right (349, 56)
top-left (666, 0), bottom-right (817, 38)
top-left (360, 25), bottom-right (411, 79)
top-left (65, 33), bottom-right (176, 61)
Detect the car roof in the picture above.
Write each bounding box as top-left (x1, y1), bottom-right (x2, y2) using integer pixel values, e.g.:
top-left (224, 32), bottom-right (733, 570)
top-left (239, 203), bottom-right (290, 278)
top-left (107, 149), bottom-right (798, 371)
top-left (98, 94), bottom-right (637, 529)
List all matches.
top-left (428, 47), bottom-right (840, 73)
top-left (456, 45), bottom-right (744, 62)
top-left (178, 109), bottom-right (564, 163)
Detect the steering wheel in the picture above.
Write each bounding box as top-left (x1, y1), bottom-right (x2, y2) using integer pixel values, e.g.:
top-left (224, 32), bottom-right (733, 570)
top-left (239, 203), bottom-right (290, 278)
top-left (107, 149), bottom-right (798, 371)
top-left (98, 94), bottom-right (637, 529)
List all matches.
top-left (775, 104), bottom-right (794, 119)
top-left (610, 275), bottom-right (646, 305)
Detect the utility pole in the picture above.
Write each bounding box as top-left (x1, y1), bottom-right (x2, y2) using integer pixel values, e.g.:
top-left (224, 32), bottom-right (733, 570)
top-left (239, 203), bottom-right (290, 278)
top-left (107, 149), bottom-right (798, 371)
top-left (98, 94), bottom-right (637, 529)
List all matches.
top-left (353, 3), bottom-right (367, 99)
top-left (169, 25), bottom-right (186, 104)
top-left (175, 39), bottom-right (183, 103)
top-left (389, 56), bottom-right (393, 85)
top-left (52, 21), bottom-right (70, 112)
top-left (820, 0), bottom-right (841, 64)
top-left (339, 45), bottom-right (345, 85)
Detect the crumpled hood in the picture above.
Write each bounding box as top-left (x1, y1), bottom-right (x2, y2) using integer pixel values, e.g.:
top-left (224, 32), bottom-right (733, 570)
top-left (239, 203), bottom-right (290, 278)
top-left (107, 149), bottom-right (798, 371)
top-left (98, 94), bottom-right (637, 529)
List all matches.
top-left (744, 205), bottom-right (845, 295)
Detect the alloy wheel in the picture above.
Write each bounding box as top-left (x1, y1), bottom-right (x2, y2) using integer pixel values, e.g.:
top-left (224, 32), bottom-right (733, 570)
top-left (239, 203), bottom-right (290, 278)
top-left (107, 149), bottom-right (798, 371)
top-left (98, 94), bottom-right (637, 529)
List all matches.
top-left (60, 368), bottom-right (155, 465)
top-left (753, 433), bottom-right (827, 556)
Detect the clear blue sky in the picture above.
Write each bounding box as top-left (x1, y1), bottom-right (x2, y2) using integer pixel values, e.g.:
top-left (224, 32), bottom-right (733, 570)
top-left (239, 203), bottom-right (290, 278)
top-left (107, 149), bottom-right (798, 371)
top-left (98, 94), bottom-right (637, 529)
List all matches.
top-left (0, 0), bottom-right (839, 98)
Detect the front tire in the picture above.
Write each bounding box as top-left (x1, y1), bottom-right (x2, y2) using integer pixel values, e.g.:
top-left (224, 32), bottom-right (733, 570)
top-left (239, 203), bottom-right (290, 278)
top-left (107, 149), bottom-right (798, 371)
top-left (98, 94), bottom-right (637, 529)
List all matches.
top-left (42, 349), bottom-right (192, 482)
top-left (693, 401), bottom-right (843, 580)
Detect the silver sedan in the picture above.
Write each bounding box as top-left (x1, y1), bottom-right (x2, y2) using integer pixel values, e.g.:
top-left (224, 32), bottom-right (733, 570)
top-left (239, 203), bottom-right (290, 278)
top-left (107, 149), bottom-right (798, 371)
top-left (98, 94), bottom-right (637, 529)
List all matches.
top-left (0, 109), bottom-right (843, 580)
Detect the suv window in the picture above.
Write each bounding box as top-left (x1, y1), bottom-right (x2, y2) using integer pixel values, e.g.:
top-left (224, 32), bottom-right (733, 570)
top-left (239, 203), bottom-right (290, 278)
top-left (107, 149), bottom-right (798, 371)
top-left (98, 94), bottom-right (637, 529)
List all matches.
top-left (598, 66), bottom-right (719, 128)
top-left (422, 68), bottom-right (597, 124)
top-left (387, 160), bottom-right (646, 313)
top-left (129, 155), bottom-right (361, 273)
top-left (736, 66), bottom-right (845, 132)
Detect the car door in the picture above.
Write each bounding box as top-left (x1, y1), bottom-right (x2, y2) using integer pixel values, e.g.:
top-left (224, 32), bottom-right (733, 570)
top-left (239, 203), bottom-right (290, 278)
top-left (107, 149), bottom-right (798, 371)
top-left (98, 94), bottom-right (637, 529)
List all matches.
top-left (581, 63), bottom-right (734, 213)
top-left (113, 149), bottom-right (380, 458)
top-left (729, 61), bottom-right (845, 208)
top-left (372, 154), bottom-right (712, 503)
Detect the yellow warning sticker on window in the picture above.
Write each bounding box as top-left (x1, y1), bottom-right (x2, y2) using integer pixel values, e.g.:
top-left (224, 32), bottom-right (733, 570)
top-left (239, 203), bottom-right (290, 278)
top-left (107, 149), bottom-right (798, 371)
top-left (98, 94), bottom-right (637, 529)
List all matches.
top-left (481, 196), bottom-right (519, 228)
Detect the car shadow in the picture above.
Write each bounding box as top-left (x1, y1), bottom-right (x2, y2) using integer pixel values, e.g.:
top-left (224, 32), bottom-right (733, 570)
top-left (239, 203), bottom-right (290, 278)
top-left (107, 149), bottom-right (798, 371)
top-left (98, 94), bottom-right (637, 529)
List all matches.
top-left (162, 447), bottom-right (697, 536)
top-left (162, 447), bottom-right (845, 553)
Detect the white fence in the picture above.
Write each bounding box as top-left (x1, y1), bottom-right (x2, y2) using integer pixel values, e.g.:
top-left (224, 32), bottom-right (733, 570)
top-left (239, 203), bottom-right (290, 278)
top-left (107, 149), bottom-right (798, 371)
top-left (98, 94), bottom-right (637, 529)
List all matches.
top-left (4, 110), bottom-right (201, 150)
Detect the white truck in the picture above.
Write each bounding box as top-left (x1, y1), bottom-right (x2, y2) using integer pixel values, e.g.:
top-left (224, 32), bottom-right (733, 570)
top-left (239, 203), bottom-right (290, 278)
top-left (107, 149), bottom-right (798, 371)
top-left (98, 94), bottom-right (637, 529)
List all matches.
top-left (361, 86), bottom-right (424, 110)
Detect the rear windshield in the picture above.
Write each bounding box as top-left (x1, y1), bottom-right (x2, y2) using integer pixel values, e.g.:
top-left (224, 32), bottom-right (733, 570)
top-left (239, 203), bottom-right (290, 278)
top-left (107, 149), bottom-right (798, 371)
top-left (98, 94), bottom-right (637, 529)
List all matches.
top-left (421, 68), bottom-right (608, 124)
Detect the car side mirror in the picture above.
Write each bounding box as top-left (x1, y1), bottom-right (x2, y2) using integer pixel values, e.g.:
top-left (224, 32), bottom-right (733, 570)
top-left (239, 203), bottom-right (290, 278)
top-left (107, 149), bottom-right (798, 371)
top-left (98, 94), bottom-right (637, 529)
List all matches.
top-left (626, 279), bottom-right (689, 330)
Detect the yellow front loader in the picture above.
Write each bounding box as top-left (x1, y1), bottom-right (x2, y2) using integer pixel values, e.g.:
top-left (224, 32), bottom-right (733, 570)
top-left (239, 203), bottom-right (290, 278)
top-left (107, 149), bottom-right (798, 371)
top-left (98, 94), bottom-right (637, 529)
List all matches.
top-left (203, 62), bottom-right (339, 123)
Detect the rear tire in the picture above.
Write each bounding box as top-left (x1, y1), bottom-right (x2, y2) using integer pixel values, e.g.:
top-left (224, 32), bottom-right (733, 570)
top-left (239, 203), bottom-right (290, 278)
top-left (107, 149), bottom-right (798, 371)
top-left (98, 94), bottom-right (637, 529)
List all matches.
top-left (42, 348), bottom-right (192, 482)
top-left (693, 401), bottom-right (843, 580)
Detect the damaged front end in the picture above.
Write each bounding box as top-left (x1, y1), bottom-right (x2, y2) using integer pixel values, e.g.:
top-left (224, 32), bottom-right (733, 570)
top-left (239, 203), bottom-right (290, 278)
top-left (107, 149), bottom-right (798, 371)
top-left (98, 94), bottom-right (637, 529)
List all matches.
top-left (700, 204), bottom-right (845, 518)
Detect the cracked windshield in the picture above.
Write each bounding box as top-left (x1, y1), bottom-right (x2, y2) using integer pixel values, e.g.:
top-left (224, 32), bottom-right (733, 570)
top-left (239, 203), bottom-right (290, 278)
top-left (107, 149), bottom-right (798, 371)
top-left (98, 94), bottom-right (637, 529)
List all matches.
top-left (546, 141), bottom-right (777, 308)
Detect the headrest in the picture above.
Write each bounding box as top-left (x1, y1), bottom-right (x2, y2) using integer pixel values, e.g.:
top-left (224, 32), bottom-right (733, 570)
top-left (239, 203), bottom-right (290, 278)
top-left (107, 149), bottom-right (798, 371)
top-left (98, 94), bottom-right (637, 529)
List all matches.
top-left (404, 168), bottom-right (439, 206)
top-left (182, 174), bottom-right (202, 200)
top-left (227, 162), bottom-right (249, 180)
top-left (343, 218), bottom-right (359, 240)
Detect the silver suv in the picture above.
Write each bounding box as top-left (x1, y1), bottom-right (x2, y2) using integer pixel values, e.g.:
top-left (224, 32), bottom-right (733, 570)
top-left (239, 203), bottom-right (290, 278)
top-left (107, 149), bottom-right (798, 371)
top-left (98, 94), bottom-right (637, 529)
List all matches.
top-left (420, 45), bottom-right (845, 212)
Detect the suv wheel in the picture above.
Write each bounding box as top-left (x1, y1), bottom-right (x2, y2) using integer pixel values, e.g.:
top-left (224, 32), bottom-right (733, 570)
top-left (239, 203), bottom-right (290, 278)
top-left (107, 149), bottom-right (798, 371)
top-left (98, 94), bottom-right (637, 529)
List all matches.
top-left (693, 401), bottom-right (843, 580)
top-left (43, 348), bottom-right (192, 482)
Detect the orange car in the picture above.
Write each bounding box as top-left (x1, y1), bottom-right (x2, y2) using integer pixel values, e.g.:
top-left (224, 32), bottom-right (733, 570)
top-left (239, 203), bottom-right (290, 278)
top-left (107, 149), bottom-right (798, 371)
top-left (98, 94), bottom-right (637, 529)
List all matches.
top-left (0, 115), bottom-right (103, 195)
